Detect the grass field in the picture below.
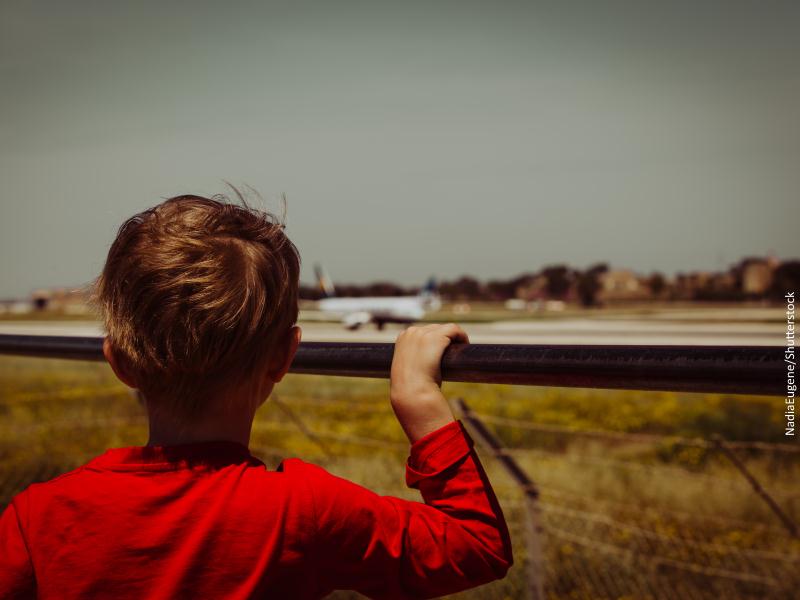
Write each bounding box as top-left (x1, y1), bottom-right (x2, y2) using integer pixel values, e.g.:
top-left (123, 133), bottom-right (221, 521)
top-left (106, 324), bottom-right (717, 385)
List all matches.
top-left (1, 355), bottom-right (798, 599)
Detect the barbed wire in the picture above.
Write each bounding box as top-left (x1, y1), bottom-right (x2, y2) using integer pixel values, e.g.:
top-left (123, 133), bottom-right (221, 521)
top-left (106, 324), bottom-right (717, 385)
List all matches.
top-left (252, 420), bottom-right (408, 451)
top-left (0, 415), bottom-right (147, 436)
top-left (471, 411), bottom-right (800, 453)
top-left (546, 525), bottom-right (782, 589)
top-left (283, 399), bottom-right (796, 456)
top-left (497, 482), bottom-right (796, 553)
top-left (497, 446), bottom-right (799, 497)
top-left (539, 485), bottom-right (791, 535)
top-left (277, 397), bottom-right (392, 413)
top-left (539, 502), bottom-right (799, 563)
top-left (494, 507), bottom-right (790, 598)
top-left (0, 386), bottom-right (128, 405)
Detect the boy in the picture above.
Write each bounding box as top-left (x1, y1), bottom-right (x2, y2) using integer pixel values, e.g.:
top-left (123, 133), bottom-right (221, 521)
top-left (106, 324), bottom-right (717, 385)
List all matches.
top-left (0, 194), bottom-right (513, 599)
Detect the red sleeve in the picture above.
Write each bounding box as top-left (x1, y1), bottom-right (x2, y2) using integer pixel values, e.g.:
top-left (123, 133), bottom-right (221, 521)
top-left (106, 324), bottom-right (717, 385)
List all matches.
top-left (297, 420), bottom-right (513, 599)
top-left (0, 496), bottom-right (36, 599)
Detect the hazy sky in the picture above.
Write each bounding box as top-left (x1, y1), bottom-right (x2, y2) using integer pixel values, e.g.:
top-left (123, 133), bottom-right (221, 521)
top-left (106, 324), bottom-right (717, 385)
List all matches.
top-left (1, 0), bottom-right (798, 297)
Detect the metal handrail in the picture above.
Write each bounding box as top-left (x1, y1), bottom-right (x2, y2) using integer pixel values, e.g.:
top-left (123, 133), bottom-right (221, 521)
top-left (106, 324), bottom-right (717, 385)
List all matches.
top-left (0, 333), bottom-right (783, 396)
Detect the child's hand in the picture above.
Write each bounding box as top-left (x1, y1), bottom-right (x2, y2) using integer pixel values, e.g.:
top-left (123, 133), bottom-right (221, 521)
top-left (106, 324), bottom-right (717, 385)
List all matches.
top-left (390, 323), bottom-right (469, 443)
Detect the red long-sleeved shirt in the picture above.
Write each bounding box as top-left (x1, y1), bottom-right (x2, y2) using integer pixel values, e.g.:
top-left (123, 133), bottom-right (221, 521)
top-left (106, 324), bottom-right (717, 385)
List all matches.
top-left (0, 421), bottom-right (512, 599)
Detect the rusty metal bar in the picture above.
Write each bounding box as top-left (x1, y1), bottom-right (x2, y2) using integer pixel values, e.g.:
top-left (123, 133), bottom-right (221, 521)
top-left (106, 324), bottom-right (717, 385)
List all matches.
top-left (0, 334), bottom-right (784, 396)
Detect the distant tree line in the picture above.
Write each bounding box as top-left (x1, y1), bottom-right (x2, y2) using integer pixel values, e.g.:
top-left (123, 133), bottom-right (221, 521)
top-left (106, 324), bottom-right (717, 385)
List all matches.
top-left (300, 259), bottom-right (800, 306)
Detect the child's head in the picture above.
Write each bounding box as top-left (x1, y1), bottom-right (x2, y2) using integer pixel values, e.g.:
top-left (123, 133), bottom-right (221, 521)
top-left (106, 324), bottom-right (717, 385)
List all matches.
top-left (94, 193), bottom-right (301, 419)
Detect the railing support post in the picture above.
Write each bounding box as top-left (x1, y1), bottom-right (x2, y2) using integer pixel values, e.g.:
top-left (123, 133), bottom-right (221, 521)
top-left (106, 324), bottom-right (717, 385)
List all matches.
top-left (711, 435), bottom-right (798, 538)
top-left (453, 398), bottom-right (545, 600)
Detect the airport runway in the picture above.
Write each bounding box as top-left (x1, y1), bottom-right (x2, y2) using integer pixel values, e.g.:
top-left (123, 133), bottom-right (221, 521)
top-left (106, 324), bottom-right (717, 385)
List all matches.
top-left (0, 317), bottom-right (782, 346)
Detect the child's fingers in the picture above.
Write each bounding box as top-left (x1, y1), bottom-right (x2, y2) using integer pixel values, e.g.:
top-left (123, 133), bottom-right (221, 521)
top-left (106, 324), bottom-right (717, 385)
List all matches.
top-left (429, 323), bottom-right (469, 345)
top-left (395, 323), bottom-right (470, 347)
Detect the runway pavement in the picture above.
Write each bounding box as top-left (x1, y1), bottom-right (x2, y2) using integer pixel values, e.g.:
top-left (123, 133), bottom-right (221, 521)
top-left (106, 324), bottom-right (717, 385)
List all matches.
top-left (0, 316), bottom-right (782, 346)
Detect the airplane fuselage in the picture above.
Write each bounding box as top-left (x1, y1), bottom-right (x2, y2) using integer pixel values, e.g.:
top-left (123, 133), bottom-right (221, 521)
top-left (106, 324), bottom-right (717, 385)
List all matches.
top-left (317, 295), bottom-right (440, 329)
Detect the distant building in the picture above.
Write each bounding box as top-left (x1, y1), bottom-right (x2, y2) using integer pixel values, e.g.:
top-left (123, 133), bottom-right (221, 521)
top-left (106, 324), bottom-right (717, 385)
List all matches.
top-left (515, 275), bottom-right (549, 301)
top-left (672, 272), bottom-right (715, 300)
top-left (738, 257), bottom-right (776, 296)
top-left (598, 270), bottom-right (652, 303)
top-left (30, 287), bottom-right (92, 314)
top-left (709, 272), bottom-right (736, 292)
top-left (672, 258), bottom-right (775, 301)
top-left (0, 300), bottom-right (33, 315)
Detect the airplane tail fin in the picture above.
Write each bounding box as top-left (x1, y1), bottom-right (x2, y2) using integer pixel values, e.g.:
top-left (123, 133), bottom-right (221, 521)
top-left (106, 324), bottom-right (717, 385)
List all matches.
top-left (419, 276), bottom-right (438, 297)
top-left (314, 264), bottom-right (337, 298)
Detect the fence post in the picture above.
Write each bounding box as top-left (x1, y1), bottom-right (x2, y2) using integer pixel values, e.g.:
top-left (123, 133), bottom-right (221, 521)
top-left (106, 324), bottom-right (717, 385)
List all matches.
top-left (453, 398), bottom-right (545, 600)
top-left (711, 435), bottom-right (798, 538)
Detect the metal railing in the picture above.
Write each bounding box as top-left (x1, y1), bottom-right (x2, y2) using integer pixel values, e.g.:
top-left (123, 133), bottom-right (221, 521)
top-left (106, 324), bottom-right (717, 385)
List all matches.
top-left (0, 333), bottom-right (783, 395)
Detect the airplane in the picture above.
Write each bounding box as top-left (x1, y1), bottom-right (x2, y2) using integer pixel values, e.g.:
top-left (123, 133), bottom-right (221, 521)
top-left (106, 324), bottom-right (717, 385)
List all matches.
top-left (314, 265), bottom-right (442, 330)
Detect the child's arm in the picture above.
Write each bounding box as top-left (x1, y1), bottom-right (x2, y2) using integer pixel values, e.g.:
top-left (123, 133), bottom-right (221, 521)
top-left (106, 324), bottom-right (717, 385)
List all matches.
top-left (0, 497), bottom-right (36, 598)
top-left (299, 324), bottom-right (514, 599)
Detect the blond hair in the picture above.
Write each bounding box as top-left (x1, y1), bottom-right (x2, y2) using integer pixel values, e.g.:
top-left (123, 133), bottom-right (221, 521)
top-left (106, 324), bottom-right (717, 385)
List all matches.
top-left (93, 193), bottom-right (300, 416)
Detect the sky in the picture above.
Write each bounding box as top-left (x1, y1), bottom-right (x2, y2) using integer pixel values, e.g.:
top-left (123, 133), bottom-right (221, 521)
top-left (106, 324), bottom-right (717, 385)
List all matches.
top-left (1, 0), bottom-right (798, 298)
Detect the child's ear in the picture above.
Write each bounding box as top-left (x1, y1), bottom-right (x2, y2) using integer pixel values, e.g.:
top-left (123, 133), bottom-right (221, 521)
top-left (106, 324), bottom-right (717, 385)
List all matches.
top-left (268, 326), bottom-right (302, 383)
top-left (103, 337), bottom-right (138, 389)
